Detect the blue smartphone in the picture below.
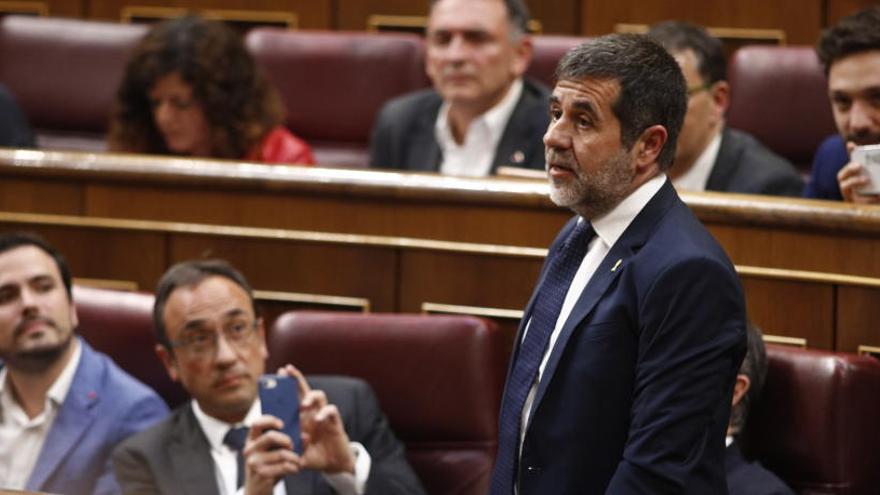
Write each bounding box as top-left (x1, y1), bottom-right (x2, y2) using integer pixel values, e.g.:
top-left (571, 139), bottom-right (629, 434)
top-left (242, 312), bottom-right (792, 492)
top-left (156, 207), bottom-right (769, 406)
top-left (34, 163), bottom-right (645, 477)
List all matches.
top-left (258, 374), bottom-right (302, 454)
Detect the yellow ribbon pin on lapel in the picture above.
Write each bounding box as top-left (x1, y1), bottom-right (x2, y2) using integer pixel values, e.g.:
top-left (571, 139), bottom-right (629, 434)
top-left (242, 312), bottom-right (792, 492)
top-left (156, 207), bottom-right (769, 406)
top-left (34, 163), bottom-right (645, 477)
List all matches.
top-left (611, 258), bottom-right (622, 272)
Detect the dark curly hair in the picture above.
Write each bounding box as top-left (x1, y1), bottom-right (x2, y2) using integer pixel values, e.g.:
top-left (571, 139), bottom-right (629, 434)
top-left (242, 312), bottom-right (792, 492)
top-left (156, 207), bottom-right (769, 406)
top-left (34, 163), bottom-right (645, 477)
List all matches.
top-left (108, 16), bottom-right (284, 158)
top-left (816, 6), bottom-right (880, 75)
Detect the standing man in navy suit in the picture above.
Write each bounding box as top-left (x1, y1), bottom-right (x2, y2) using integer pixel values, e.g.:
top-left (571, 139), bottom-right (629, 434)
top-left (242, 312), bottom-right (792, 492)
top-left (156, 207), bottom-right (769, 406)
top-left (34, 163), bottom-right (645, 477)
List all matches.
top-left (490, 34), bottom-right (747, 494)
top-left (0, 233), bottom-right (168, 494)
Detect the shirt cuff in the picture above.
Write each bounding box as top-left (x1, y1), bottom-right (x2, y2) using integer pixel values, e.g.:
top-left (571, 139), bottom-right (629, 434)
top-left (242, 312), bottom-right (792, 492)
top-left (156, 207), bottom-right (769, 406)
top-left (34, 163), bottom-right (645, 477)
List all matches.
top-left (322, 442), bottom-right (371, 495)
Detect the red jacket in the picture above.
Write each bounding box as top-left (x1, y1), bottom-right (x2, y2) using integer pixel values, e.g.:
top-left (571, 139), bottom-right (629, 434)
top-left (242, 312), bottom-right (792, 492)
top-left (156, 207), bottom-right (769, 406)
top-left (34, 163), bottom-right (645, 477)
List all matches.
top-left (246, 126), bottom-right (315, 165)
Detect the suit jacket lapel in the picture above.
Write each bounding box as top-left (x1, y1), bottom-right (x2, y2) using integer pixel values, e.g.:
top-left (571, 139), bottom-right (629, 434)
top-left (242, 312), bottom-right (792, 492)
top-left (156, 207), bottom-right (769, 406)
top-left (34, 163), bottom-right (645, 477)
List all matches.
top-left (27, 339), bottom-right (101, 492)
top-left (705, 128), bottom-right (738, 192)
top-left (405, 99), bottom-right (442, 172)
top-left (492, 81), bottom-right (543, 173)
top-left (168, 406), bottom-right (221, 495)
top-left (527, 181), bottom-right (680, 422)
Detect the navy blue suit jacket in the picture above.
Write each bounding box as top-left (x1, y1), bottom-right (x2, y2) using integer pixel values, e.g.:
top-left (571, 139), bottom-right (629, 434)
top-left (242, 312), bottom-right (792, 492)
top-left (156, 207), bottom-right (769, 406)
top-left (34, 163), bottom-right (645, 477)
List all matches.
top-left (803, 134), bottom-right (848, 200)
top-left (726, 441), bottom-right (794, 495)
top-left (508, 180), bottom-right (747, 494)
top-left (14, 337), bottom-right (169, 495)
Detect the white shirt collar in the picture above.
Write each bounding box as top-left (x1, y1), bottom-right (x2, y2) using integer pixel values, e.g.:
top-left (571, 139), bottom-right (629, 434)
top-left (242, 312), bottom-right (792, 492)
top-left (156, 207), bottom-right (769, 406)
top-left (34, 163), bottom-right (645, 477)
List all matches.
top-left (589, 174), bottom-right (668, 248)
top-left (672, 130), bottom-right (722, 192)
top-left (0, 336), bottom-right (82, 411)
top-left (434, 78), bottom-right (524, 176)
top-left (191, 397), bottom-right (262, 453)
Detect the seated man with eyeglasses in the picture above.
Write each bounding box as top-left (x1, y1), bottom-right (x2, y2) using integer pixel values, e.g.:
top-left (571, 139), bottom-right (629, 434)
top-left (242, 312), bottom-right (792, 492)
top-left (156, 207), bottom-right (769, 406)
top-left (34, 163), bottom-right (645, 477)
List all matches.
top-left (647, 21), bottom-right (803, 196)
top-left (112, 259), bottom-right (425, 495)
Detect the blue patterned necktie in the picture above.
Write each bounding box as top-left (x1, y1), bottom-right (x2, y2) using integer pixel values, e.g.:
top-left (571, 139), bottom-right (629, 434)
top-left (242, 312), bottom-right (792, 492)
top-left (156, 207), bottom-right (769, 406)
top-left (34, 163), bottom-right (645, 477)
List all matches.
top-left (490, 220), bottom-right (595, 495)
top-left (223, 426), bottom-right (249, 489)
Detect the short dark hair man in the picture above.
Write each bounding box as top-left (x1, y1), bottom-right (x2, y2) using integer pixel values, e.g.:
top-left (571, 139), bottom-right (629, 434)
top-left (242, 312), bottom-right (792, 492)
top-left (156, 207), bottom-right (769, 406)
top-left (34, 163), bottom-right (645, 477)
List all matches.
top-left (804, 6), bottom-right (880, 201)
top-left (647, 21), bottom-right (803, 196)
top-left (489, 34), bottom-right (746, 494)
top-left (725, 324), bottom-right (794, 495)
top-left (0, 233), bottom-right (168, 494)
top-left (369, 0), bottom-right (549, 176)
top-left (113, 259), bottom-right (425, 495)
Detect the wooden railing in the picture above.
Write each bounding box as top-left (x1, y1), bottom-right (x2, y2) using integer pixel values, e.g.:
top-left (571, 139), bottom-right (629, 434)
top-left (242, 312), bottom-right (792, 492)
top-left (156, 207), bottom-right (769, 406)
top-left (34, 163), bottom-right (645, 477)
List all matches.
top-left (3, 149), bottom-right (880, 351)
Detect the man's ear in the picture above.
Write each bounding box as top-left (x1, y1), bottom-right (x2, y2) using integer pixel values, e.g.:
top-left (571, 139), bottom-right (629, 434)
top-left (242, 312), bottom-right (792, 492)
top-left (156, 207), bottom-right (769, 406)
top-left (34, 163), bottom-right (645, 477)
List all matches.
top-left (731, 373), bottom-right (751, 407)
top-left (511, 36), bottom-right (533, 77)
top-left (68, 300), bottom-right (79, 329)
top-left (256, 317), bottom-right (269, 361)
top-left (711, 80), bottom-right (730, 115)
top-left (633, 124), bottom-right (668, 170)
top-left (155, 344), bottom-right (179, 382)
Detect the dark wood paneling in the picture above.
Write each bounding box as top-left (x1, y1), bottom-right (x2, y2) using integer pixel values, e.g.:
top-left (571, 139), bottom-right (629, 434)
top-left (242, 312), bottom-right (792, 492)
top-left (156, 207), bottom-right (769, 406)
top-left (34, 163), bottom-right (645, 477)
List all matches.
top-left (0, 178), bottom-right (83, 214)
top-left (581, 0), bottom-right (823, 45)
top-left (709, 225), bottom-right (880, 277)
top-left (397, 250), bottom-right (543, 313)
top-left (0, 222), bottom-right (166, 290)
top-left (85, 184), bottom-right (566, 248)
top-left (826, 0), bottom-right (877, 26)
top-left (336, 0), bottom-right (579, 34)
top-left (741, 277), bottom-right (834, 350)
top-left (528, 0), bottom-right (579, 34)
top-left (168, 235), bottom-right (398, 312)
top-left (335, 0), bottom-right (426, 31)
top-left (87, 0), bottom-right (332, 28)
top-left (836, 286), bottom-right (880, 353)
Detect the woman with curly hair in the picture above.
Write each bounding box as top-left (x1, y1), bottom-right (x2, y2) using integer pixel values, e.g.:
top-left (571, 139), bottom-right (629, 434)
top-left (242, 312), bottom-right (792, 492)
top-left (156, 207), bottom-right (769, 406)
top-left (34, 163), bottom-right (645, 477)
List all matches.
top-left (109, 16), bottom-right (314, 165)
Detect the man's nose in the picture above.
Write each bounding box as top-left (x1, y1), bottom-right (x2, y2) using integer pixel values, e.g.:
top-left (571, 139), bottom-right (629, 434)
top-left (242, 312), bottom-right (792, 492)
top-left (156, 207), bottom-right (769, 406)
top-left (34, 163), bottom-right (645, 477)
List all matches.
top-left (443, 34), bottom-right (468, 62)
top-left (214, 332), bottom-right (238, 364)
top-left (543, 118), bottom-right (571, 150)
top-left (849, 99), bottom-right (878, 134)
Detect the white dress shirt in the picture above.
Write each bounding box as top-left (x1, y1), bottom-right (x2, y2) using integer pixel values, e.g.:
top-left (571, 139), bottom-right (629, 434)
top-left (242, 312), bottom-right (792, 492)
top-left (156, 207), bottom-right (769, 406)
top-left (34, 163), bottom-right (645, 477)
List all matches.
top-left (672, 131), bottom-right (722, 192)
top-left (191, 398), bottom-right (371, 495)
top-left (520, 174), bottom-right (668, 442)
top-left (0, 339), bottom-right (82, 489)
top-left (435, 78), bottom-right (524, 177)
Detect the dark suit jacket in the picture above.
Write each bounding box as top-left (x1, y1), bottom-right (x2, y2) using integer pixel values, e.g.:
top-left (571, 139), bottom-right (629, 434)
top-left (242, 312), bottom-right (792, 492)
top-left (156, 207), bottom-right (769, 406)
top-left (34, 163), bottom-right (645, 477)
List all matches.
top-left (706, 128), bottom-right (804, 196)
top-left (506, 180), bottom-right (747, 494)
top-left (112, 375), bottom-right (425, 495)
top-left (10, 338), bottom-right (168, 495)
top-left (726, 442), bottom-right (794, 495)
top-left (0, 84), bottom-right (35, 148)
top-left (368, 78), bottom-right (550, 173)
top-left (803, 134), bottom-right (848, 200)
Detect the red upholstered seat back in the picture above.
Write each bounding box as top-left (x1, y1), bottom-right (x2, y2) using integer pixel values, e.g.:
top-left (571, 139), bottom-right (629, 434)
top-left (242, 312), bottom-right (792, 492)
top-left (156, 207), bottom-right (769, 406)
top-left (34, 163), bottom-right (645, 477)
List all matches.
top-left (0, 15), bottom-right (147, 151)
top-left (727, 45), bottom-right (837, 173)
top-left (526, 35), bottom-right (585, 88)
top-left (267, 311), bottom-right (508, 495)
top-left (246, 29), bottom-right (431, 168)
top-left (72, 285), bottom-right (187, 409)
top-left (742, 345), bottom-right (880, 495)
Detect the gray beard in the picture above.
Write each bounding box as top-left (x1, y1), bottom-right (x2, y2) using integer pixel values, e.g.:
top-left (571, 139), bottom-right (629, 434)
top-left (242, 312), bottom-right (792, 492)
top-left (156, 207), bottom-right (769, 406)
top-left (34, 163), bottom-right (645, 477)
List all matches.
top-left (547, 149), bottom-right (636, 219)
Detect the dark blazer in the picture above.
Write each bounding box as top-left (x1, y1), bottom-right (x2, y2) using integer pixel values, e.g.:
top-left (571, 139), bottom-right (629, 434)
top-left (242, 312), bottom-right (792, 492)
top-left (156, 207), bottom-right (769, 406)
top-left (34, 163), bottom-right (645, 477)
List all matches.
top-left (803, 134), bottom-right (848, 200)
top-left (0, 84), bottom-right (35, 148)
top-left (368, 78), bottom-right (550, 173)
top-left (14, 338), bottom-right (169, 495)
top-left (112, 375), bottom-right (425, 495)
top-left (726, 441), bottom-right (794, 495)
top-left (503, 180), bottom-right (746, 494)
top-left (706, 128), bottom-right (804, 196)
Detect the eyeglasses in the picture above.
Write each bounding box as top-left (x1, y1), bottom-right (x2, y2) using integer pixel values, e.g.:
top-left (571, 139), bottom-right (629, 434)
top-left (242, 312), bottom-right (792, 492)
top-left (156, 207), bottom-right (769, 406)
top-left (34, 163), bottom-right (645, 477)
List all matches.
top-left (170, 319), bottom-right (259, 359)
top-left (686, 82), bottom-right (713, 98)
